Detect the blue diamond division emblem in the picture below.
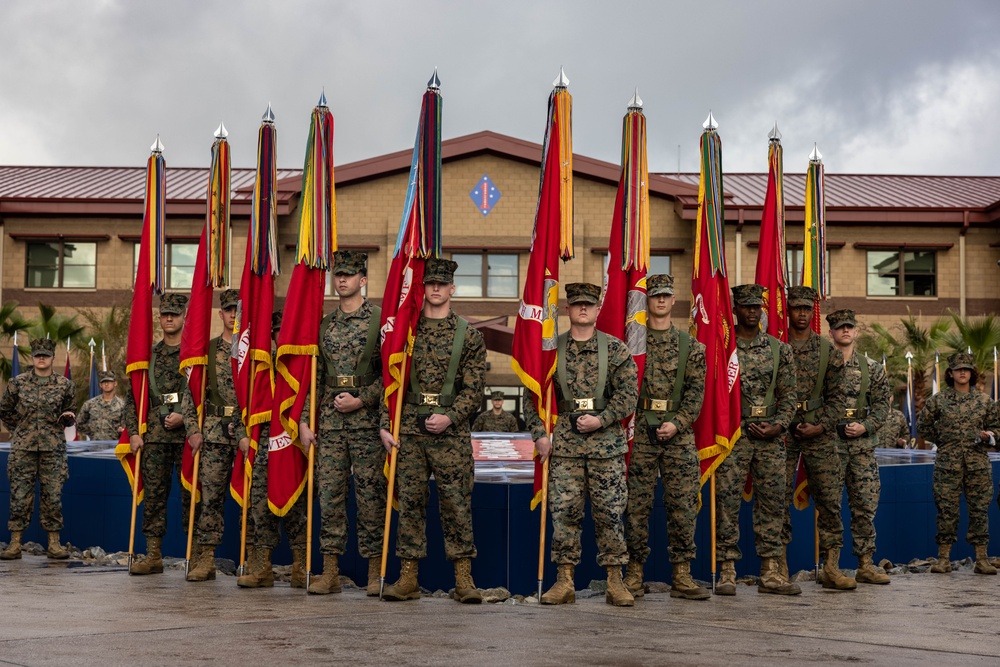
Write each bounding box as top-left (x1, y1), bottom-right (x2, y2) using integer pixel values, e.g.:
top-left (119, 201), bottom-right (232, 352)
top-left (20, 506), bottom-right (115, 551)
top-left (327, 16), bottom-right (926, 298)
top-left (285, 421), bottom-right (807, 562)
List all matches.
top-left (469, 175), bottom-right (501, 216)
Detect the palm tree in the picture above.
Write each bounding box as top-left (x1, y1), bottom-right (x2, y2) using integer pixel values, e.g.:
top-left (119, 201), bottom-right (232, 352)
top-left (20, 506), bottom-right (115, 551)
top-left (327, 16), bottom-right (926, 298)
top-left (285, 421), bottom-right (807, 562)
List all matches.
top-left (857, 311), bottom-right (950, 410)
top-left (0, 301), bottom-right (36, 381)
top-left (940, 312), bottom-right (1000, 391)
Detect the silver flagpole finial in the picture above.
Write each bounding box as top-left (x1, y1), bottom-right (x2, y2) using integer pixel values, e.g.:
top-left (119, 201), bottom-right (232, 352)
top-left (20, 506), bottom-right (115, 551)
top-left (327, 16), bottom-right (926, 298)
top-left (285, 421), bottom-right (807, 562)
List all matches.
top-left (703, 110), bottom-right (718, 131)
top-left (427, 67), bottom-right (441, 90)
top-left (150, 135), bottom-right (164, 154)
top-left (768, 122), bottom-right (781, 142)
top-left (88, 337), bottom-right (95, 348)
top-left (317, 89), bottom-right (328, 108)
top-left (262, 102), bottom-right (275, 124)
top-left (627, 88), bottom-right (643, 111)
top-left (809, 143), bottom-right (823, 162)
top-left (905, 350), bottom-right (913, 360)
top-left (553, 67), bottom-right (569, 89)
top-left (214, 122), bottom-right (228, 139)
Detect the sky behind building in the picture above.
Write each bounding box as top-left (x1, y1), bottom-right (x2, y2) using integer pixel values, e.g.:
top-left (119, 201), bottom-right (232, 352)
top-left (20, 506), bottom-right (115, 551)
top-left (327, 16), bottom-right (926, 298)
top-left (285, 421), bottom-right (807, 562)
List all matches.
top-left (2, 1), bottom-right (999, 176)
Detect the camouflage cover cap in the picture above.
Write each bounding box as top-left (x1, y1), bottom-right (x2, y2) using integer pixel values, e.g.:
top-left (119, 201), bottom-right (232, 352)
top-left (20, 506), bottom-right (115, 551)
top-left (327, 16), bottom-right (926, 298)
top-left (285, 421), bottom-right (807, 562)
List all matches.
top-left (490, 390), bottom-right (504, 400)
top-left (731, 283), bottom-right (766, 306)
top-left (220, 289), bottom-right (240, 310)
top-left (646, 274), bottom-right (675, 297)
top-left (99, 370), bottom-right (117, 382)
top-left (30, 338), bottom-right (55, 357)
top-left (271, 310), bottom-right (283, 333)
top-left (424, 258), bottom-right (459, 284)
top-left (565, 282), bottom-right (601, 305)
top-left (947, 351), bottom-right (976, 371)
top-left (159, 293), bottom-right (189, 315)
top-left (333, 250), bottom-right (368, 275)
top-left (786, 285), bottom-right (819, 308)
top-left (825, 308), bottom-right (857, 329)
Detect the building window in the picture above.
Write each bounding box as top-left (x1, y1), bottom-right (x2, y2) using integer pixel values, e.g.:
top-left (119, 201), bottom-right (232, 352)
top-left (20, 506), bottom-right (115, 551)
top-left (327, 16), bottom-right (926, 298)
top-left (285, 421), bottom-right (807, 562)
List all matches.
top-left (786, 247), bottom-right (831, 295)
top-left (602, 254), bottom-right (671, 279)
top-left (26, 241), bottom-right (97, 288)
top-left (452, 253), bottom-right (518, 298)
top-left (866, 249), bottom-right (936, 296)
top-left (133, 241), bottom-right (199, 291)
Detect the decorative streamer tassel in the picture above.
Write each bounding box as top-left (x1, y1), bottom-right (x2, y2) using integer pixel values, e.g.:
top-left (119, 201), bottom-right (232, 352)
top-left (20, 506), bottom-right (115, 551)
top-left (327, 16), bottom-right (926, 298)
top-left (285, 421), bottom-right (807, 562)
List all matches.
top-left (297, 104), bottom-right (337, 269)
top-left (620, 109), bottom-right (649, 271)
top-left (251, 122), bottom-right (280, 277)
top-left (206, 136), bottom-right (231, 287)
top-left (804, 157), bottom-right (826, 297)
top-left (554, 88), bottom-right (574, 260)
top-left (145, 153), bottom-right (166, 293)
top-left (418, 88), bottom-right (443, 258)
top-left (694, 130), bottom-right (726, 276)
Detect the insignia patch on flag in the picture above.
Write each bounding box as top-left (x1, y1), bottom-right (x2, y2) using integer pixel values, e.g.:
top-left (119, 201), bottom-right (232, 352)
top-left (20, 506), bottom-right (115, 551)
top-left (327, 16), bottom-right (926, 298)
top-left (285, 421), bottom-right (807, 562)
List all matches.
top-left (469, 175), bottom-right (501, 216)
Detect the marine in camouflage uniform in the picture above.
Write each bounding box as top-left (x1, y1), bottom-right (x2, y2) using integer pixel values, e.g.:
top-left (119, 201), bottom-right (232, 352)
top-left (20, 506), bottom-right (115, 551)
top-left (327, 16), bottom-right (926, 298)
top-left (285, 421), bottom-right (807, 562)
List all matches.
top-left (185, 289), bottom-right (243, 582)
top-left (716, 284), bottom-right (800, 595)
top-left (380, 258), bottom-right (486, 603)
top-left (299, 251), bottom-right (386, 596)
top-left (828, 308), bottom-right (891, 584)
top-left (0, 338), bottom-right (77, 560)
top-left (123, 293), bottom-right (200, 575)
top-left (782, 286), bottom-right (855, 590)
top-left (623, 274), bottom-right (710, 601)
top-left (878, 407), bottom-right (910, 449)
top-left (918, 352), bottom-right (1000, 575)
top-left (527, 282), bottom-right (639, 607)
top-left (472, 391), bottom-right (519, 432)
top-left (237, 310), bottom-right (308, 589)
top-left (76, 370), bottom-right (126, 441)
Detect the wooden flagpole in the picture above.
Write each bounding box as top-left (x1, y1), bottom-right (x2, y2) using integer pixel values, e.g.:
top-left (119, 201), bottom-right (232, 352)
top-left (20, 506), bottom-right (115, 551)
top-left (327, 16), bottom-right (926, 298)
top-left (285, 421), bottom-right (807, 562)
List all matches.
top-left (185, 371), bottom-right (208, 575)
top-left (305, 355), bottom-right (318, 591)
top-left (536, 384), bottom-right (553, 599)
top-left (379, 365), bottom-right (407, 599)
top-left (127, 375), bottom-right (147, 574)
top-left (710, 472), bottom-right (717, 592)
top-left (237, 358), bottom-right (256, 577)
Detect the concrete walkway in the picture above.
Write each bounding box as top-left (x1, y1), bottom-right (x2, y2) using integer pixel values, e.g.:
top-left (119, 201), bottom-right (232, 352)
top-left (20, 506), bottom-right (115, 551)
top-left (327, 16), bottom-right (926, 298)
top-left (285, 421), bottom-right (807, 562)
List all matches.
top-left (1, 557), bottom-right (999, 666)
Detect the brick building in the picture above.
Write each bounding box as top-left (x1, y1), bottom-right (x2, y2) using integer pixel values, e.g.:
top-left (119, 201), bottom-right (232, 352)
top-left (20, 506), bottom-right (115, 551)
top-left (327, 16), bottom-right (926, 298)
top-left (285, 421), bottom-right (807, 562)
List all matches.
top-left (2, 131), bottom-right (999, 404)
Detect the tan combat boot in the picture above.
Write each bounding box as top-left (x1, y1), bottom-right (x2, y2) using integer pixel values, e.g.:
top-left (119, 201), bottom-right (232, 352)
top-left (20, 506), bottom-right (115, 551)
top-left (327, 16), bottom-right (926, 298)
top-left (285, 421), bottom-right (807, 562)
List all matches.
top-left (821, 548), bottom-right (857, 590)
top-left (973, 545), bottom-right (997, 575)
top-left (671, 561), bottom-right (711, 600)
top-left (540, 564), bottom-right (576, 605)
top-left (382, 559), bottom-right (421, 601)
top-left (758, 557), bottom-right (802, 595)
top-left (930, 544), bottom-right (952, 573)
top-left (779, 545), bottom-right (789, 580)
top-left (237, 548), bottom-right (274, 588)
top-left (623, 560), bottom-right (644, 598)
top-left (291, 549), bottom-right (307, 589)
top-left (307, 555), bottom-right (342, 594)
top-left (855, 554), bottom-right (890, 584)
top-left (129, 537), bottom-right (163, 575)
top-left (366, 557), bottom-right (381, 597)
top-left (46, 532), bottom-right (70, 559)
top-left (715, 560), bottom-right (737, 596)
top-left (0, 531), bottom-right (23, 560)
top-left (606, 565), bottom-right (635, 607)
top-left (186, 544), bottom-right (217, 582)
top-left (453, 558), bottom-right (483, 603)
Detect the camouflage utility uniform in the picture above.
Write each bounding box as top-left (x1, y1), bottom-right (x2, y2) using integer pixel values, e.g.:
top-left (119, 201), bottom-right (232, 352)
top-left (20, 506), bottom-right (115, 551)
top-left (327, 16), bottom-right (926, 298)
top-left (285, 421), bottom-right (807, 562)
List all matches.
top-left (471, 409), bottom-right (519, 433)
top-left (716, 329), bottom-right (796, 563)
top-left (625, 324), bottom-right (705, 568)
top-left (0, 369), bottom-right (76, 533)
top-left (783, 331), bottom-right (848, 553)
top-left (918, 387), bottom-right (1000, 548)
top-left (878, 409), bottom-right (909, 449)
top-left (77, 394), bottom-right (126, 441)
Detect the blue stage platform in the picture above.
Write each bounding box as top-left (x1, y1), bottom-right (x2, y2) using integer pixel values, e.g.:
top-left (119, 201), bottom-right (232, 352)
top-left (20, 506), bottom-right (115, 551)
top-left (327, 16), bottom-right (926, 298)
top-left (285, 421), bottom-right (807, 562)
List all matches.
top-left (1, 444), bottom-right (997, 594)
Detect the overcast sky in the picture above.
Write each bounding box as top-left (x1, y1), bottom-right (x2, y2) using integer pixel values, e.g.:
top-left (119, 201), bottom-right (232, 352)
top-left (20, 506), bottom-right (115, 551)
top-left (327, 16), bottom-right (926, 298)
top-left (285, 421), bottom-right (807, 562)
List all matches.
top-left (2, 1), bottom-right (999, 176)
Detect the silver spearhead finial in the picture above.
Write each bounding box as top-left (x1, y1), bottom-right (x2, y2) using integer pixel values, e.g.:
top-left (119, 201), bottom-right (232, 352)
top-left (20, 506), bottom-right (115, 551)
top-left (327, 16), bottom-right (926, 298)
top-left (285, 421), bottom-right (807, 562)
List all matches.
top-left (317, 89), bottom-right (328, 108)
top-left (262, 102), bottom-right (275, 124)
top-left (769, 122), bottom-right (781, 142)
top-left (553, 67), bottom-right (569, 89)
top-left (905, 350), bottom-right (913, 360)
top-left (214, 122), bottom-right (228, 139)
top-left (427, 67), bottom-right (441, 90)
top-left (703, 111), bottom-right (718, 131)
top-left (150, 134), bottom-right (164, 154)
top-left (809, 143), bottom-right (823, 162)
top-left (627, 88), bottom-right (643, 111)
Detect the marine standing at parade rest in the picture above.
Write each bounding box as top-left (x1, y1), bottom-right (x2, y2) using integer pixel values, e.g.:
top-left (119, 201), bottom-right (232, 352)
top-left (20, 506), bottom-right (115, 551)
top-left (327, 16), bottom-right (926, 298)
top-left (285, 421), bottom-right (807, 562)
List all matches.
top-left (123, 293), bottom-right (200, 575)
top-left (472, 391), bottom-right (519, 433)
top-left (380, 258), bottom-right (486, 603)
top-left (622, 274), bottom-right (710, 601)
top-left (185, 289), bottom-right (246, 582)
top-left (528, 282), bottom-right (639, 607)
top-left (237, 310), bottom-right (308, 589)
top-left (782, 286), bottom-right (855, 590)
top-left (76, 371), bottom-right (126, 441)
top-left (300, 250), bottom-right (387, 596)
top-left (918, 352), bottom-right (1000, 575)
top-left (0, 338), bottom-right (77, 560)
top-left (878, 402), bottom-right (910, 449)
top-left (827, 308), bottom-right (891, 585)
top-left (715, 284), bottom-right (800, 596)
